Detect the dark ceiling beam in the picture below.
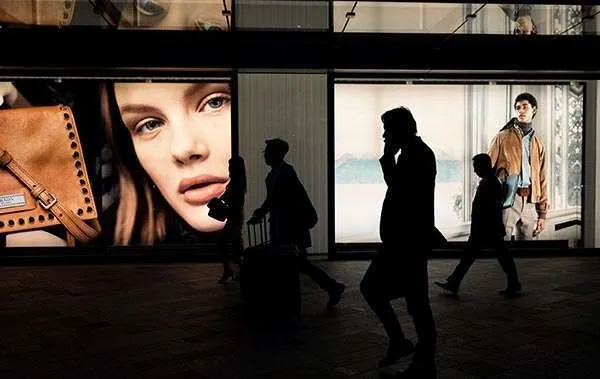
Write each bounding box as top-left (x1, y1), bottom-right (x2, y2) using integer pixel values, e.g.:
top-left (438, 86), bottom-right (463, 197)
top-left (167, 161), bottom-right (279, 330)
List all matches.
top-left (0, 28), bottom-right (599, 76)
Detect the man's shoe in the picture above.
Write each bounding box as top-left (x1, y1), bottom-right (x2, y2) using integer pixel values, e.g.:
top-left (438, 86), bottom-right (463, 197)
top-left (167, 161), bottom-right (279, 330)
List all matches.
top-left (396, 360), bottom-right (436, 378)
top-left (378, 338), bottom-right (414, 368)
top-left (434, 280), bottom-right (459, 296)
top-left (499, 284), bottom-right (522, 298)
top-left (217, 268), bottom-right (234, 284)
top-left (327, 282), bottom-right (346, 309)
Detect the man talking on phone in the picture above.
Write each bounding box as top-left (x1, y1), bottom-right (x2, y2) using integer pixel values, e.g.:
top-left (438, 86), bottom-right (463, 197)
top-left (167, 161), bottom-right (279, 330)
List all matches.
top-left (360, 107), bottom-right (437, 378)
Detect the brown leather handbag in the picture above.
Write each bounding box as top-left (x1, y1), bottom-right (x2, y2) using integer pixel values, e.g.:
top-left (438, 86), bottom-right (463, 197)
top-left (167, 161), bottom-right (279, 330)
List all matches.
top-left (0, 105), bottom-right (101, 246)
top-left (0, 0), bottom-right (75, 26)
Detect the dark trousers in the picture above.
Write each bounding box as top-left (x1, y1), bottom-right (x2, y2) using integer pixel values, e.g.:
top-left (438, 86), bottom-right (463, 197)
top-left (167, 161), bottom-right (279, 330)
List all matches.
top-left (360, 253), bottom-right (436, 362)
top-left (448, 241), bottom-right (520, 287)
top-left (297, 247), bottom-right (338, 293)
top-left (217, 220), bottom-right (244, 271)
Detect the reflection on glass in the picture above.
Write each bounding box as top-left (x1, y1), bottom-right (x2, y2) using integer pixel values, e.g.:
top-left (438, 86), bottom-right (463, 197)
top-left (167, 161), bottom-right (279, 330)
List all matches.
top-left (0, 0), bottom-right (232, 30)
top-left (333, 2), bottom-right (587, 35)
top-left (334, 83), bottom-right (583, 245)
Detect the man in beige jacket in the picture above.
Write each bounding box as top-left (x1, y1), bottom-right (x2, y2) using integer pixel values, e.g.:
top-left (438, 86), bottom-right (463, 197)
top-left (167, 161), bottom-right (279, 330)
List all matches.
top-left (489, 92), bottom-right (548, 245)
top-left (486, 92), bottom-right (547, 297)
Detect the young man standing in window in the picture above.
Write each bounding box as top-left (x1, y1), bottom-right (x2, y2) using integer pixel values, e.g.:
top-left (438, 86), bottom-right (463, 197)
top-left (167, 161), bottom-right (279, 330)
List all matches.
top-left (488, 92), bottom-right (548, 296)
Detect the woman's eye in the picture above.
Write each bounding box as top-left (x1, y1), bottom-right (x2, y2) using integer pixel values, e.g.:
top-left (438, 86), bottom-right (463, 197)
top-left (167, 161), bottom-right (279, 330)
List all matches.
top-left (207, 97), bottom-right (225, 109)
top-left (199, 94), bottom-right (230, 113)
top-left (136, 0), bottom-right (166, 17)
top-left (135, 119), bottom-right (163, 134)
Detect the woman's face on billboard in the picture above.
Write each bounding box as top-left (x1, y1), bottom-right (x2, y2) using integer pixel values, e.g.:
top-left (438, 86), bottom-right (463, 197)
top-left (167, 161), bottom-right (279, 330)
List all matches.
top-left (114, 82), bottom-right (231, 232)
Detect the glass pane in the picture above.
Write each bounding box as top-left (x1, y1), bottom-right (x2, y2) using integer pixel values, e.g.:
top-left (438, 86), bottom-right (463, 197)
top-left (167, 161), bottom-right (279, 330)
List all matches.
top-left (334, 2), bottom-right (466, 33)
top-left (0, 0), bottom-right (232, 30)
top-left (334, 83), bottom-right (465, 243)
top-left (553, 85), bottom-right (566, 210)
top-left (333, 2), bottom-right (589, 35)
top-left (334, 81), bottom-right (584, 246)
top-left (567, 83), bottom-right (583, 207)
top-left (235, 0), bottom-right (329, 31)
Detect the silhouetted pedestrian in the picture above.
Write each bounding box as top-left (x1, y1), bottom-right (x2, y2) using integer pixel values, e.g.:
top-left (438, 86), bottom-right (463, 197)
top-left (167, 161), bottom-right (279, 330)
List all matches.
top-left (249, 138), bottom-right (345, 309)
top-left (435, 153), bottom-right (521, 297)
top-left (360, 107), bottom-right (437, 378)
top-left (212, 156), bottom-right (247, 283)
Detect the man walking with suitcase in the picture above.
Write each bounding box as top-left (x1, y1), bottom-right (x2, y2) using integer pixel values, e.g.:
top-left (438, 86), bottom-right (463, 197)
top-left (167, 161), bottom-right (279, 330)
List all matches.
top-left (249, 138), bottom-right (345, 310)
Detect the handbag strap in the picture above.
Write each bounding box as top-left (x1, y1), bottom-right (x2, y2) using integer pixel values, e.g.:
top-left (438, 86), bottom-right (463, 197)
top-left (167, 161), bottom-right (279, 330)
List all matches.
top-left (0, 148), bottom-right (100, 244)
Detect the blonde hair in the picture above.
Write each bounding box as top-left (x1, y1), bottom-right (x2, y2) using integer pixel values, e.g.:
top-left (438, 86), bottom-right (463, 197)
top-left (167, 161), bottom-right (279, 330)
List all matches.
top-left (514, 15), bottom-right (536, 35)
top-left (100, 82), bottom-right (167, 245)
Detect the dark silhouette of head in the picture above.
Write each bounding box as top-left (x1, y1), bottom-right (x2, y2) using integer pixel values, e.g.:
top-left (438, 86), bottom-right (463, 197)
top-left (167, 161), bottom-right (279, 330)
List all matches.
top-left (264, 138), bottom-right (289, 167)
top-left (472, 153), bottom-right (494, 178)
top-left (381, 107), bottom-right (418, 149)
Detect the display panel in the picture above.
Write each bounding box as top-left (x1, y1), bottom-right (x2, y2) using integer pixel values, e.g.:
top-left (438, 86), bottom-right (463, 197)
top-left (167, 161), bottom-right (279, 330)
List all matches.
top-left (0, 0), bottom-right (232, 30)
top-left (0, 79), bottom-right (232, 248)
top-left (333, 2), bottom-right (587, 35)
top-left (335, 82), bottom-right (583, 246)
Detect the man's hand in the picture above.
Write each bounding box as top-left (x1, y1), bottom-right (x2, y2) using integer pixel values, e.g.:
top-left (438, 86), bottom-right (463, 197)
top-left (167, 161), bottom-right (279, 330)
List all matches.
top-left (383, 142), bottom-right (400, 157)
top-left (533, 218), bottom-right (545, 237)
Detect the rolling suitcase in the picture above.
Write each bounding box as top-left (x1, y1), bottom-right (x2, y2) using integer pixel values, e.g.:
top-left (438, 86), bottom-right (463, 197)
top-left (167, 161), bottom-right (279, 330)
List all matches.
top-left (239, 217), bottom-right (301, 321)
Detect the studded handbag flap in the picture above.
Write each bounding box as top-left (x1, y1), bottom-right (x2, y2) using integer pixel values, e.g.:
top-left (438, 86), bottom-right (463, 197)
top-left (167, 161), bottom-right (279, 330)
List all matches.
top-left (0, 0), bottom-right (75, 26)
top-left (0, 105), bottom-right (101, 245)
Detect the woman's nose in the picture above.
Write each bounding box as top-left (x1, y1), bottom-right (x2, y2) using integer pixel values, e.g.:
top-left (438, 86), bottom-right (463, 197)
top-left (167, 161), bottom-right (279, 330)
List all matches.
top-left (170, 123), bottom-right (209, 165)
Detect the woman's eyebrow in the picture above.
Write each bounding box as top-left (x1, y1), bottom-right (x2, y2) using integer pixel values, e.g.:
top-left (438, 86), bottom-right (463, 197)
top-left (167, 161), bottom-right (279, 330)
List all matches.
top-left (183, 82), bottom-right (229, 101)
top-left (119, 104), bottom-right (160, 115)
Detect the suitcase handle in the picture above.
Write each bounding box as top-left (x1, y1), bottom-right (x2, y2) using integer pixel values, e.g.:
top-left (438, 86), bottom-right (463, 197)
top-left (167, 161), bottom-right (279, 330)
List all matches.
top-left (247, 215), bottom-right (269, 247)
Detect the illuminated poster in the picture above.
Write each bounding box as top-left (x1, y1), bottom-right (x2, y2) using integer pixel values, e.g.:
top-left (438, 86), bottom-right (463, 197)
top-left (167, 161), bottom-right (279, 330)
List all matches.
top-left (0, 0), bottom-right (232, 30)
top-left (335, 83), bottom-right (583, 247)
top-left (0, 79), bottom-right (232, 248)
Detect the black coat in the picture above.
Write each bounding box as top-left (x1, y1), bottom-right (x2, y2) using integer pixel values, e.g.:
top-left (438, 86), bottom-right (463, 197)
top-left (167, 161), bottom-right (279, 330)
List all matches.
top-left (261, 162), bottom-right (313, 248)
top-left (379, 136), bottom-right (437, 257)
top-left (469, 175), bottom-right (506, 246)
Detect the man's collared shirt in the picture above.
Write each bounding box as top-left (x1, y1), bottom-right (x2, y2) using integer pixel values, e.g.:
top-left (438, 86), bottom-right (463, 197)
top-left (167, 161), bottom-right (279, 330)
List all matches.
top-left (517, 126), bottom-right (533, 188)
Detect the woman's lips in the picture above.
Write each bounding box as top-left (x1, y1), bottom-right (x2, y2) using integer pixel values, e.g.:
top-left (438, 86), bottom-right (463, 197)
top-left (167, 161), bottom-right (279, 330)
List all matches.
top-left (182, 182), bottom-right (227, 206)
top-left (178, 175), bottom-right (228, 206)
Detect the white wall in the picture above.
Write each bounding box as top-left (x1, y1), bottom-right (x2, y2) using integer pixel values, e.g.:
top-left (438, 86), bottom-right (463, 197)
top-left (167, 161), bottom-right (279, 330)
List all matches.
top-left (238, 73), bottom-right (329, 254)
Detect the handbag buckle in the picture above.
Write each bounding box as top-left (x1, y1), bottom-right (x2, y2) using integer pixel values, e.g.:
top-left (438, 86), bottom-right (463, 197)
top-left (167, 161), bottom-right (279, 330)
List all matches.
top-left (38, 193), bottom-right (57, 210)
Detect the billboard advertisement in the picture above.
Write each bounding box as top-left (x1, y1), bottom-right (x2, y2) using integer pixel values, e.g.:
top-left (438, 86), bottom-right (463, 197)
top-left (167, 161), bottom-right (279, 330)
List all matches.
top-left (335, 83), bottom-right (583, 247)
top-left (1, 79), bottom-right (232, 248)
